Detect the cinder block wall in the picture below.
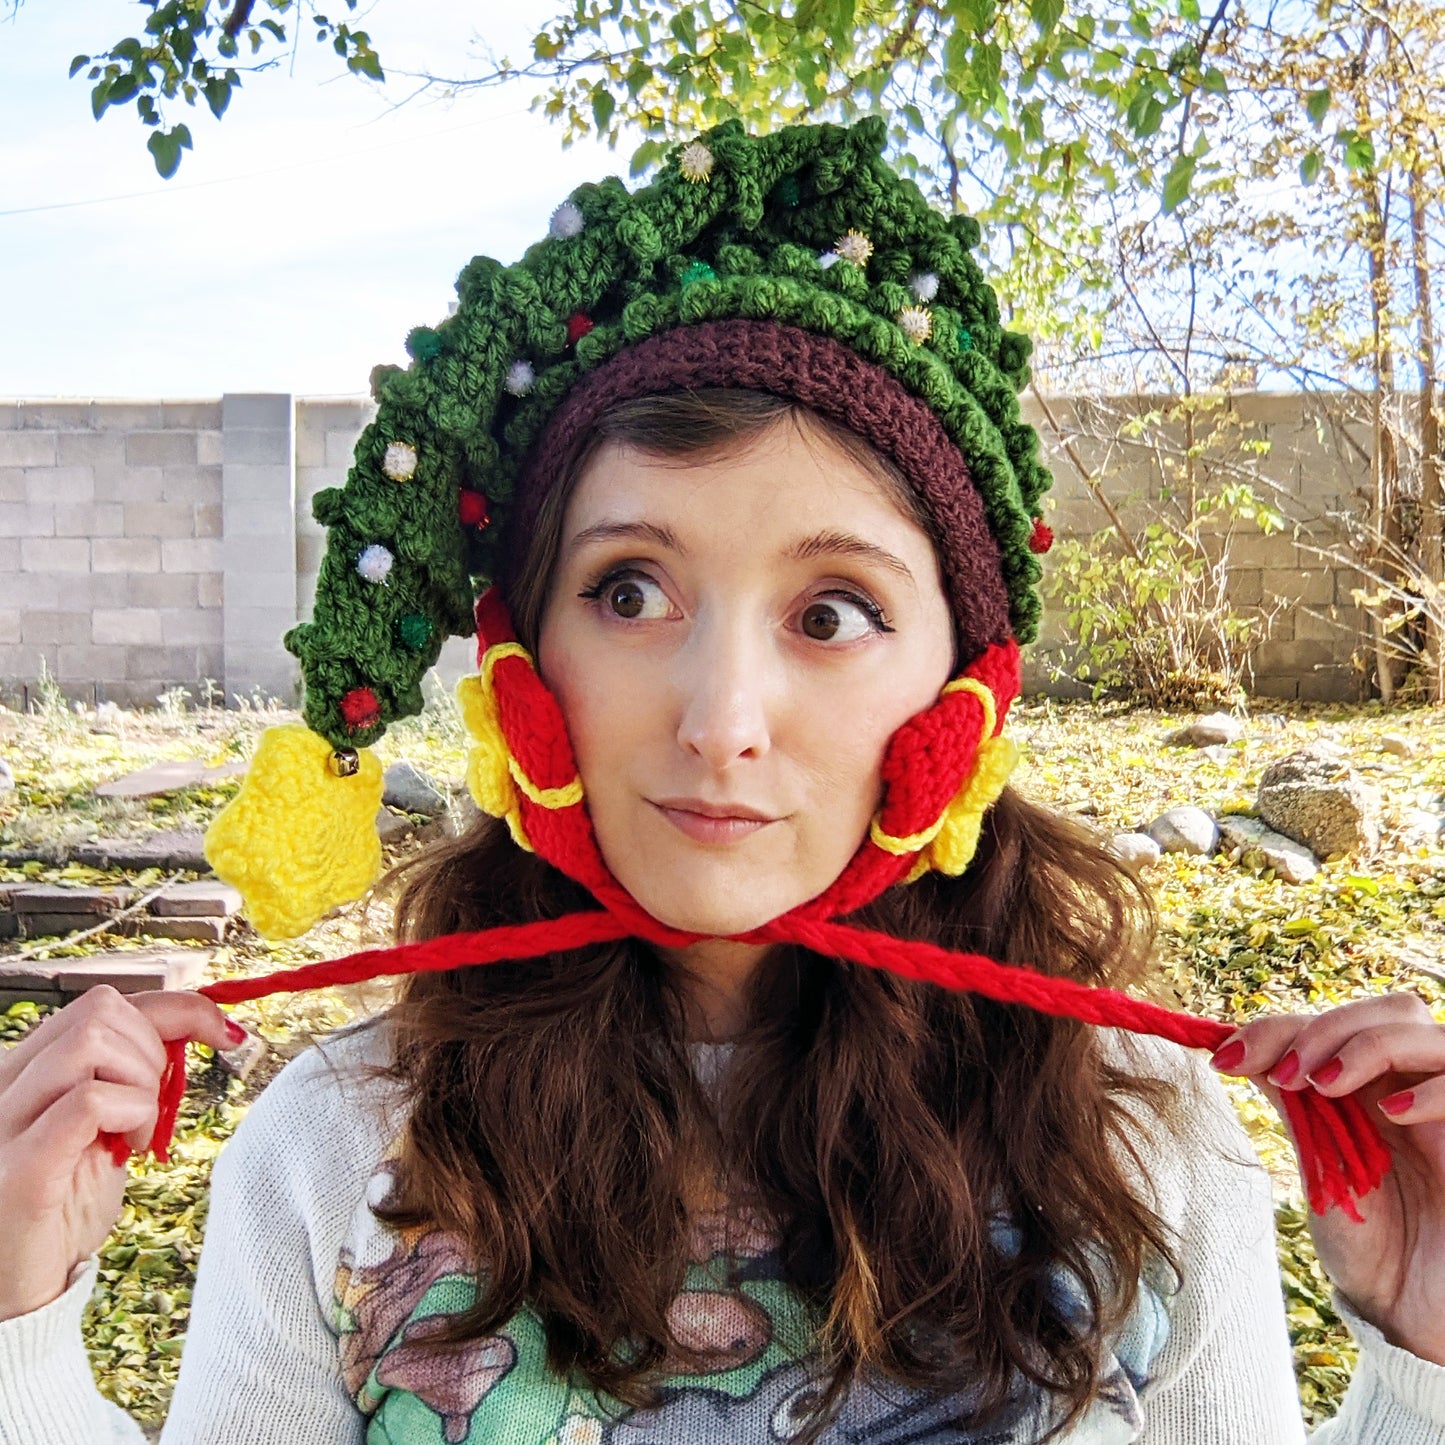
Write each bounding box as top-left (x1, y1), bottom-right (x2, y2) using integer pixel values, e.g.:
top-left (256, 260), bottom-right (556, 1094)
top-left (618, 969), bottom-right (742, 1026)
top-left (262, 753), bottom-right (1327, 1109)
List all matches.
top-left (0, 400), bottom-right (223, 710)
top-left (0, 391), bottom-right (1389, 710)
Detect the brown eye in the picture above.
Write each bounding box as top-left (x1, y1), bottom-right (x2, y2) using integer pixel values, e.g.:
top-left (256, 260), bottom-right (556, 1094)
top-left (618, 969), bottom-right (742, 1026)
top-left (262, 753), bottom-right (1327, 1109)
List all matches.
top-left (609, 579), bottom-right (645, 618)
top-left (801, 602), bottom-right (842, 640)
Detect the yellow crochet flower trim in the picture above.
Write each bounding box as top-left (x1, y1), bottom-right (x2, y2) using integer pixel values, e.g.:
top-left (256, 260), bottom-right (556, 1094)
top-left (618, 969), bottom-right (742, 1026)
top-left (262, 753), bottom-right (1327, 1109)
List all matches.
top-left (203, 722), bottom-right (383, 939)
top-left (456, 642), bottom-right (584, 852)
top-left (871, 677), bottom-right (1021, 883)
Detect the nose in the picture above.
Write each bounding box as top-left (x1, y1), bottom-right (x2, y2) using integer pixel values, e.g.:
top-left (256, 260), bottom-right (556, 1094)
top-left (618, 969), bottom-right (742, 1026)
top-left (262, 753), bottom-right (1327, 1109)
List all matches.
top-left (673, 612), bottom-right (774, 770)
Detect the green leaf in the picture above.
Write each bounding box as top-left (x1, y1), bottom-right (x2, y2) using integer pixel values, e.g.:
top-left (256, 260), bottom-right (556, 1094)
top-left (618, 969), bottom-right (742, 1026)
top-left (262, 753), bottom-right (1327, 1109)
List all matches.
top-left (1202, 66), bottom-right (1227, 94)
top-left (147, 128), bottom-right (180, 178)
top-left (592, 84), bottom-right (615, 132)
top-left (1179, 0), bottom-right (1200, 18)
top-left (1162, 151), bottom-right (1197, 212)
top-left (70, 54), bottom-right (92, 79)
top-left (1306, 88), bottom-right (1330, 127)
top-left (1300, 150), bottom-right (1322, 185)
top-left (203, 78), bottom-right (232, 119)
top-left (1029, 0), bottom-right (1063, 36)
top-left (107, 73), bottom-right (140, 106)
top-left (669, 10), bottom-right (697, 53)
top-left (91, 81), bottom-right (112, 120)
top-left (1343, 131), bottom-right (1375, 171)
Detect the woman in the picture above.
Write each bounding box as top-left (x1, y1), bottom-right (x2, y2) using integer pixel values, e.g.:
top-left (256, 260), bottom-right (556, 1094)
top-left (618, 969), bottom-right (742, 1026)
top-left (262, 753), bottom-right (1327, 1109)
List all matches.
top-left (1, 119), bottom-right (1443, 1444)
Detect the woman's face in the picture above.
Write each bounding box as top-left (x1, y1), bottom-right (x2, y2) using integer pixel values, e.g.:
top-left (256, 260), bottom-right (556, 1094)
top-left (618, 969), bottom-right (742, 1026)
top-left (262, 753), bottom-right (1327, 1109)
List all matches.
top-left (536, 415), bottom-right (955, 936)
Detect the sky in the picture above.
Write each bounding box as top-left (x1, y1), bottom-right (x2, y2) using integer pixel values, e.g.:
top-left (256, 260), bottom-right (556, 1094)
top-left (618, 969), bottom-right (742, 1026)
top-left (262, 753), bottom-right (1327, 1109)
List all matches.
top-left (0, 0), bottom-right (647, 398)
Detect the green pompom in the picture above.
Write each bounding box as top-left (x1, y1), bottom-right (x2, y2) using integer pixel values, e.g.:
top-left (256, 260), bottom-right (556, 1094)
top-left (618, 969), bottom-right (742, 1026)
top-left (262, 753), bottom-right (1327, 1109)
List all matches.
top-left (398, 613), bottom-right (434, 650)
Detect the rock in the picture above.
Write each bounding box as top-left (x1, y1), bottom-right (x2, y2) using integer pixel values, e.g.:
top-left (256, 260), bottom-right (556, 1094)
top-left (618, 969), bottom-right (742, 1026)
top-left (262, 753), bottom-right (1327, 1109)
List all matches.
top-left (94, 759), bottom-right (246, 800)
top-left (1198, 744), bottom-right (1233, 765)
top-left (1257, 746), bottom-right (1381, 859)
top-left (375, 807), bottom-right (418, 843)
top-left (1216, 815), bottom-right (1269, 853)
top-left (1145, 806), bottom-right (1219, 856)
top-left (215, 1030), bottom-right (269, 1084)
top-left (1163, 713), bottom-right (1245, 748)
top-left (1399, 808), bottom-right (1445, 848)
top-left (1381, 734), bottom-right (1415, 759)
top-left (1216, 814), bottom-right (1320, 883)
top-left (382, 761), bottom-right (449, 816)
top-left (0, 758), bottom-right (13, 794)
top-left (1108, 832), bottom-right (1162, 868)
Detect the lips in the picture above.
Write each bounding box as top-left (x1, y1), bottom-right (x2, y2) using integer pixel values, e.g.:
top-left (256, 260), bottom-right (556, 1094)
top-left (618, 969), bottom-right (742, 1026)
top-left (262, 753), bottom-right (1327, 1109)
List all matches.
top-left (650, 798), bottom-right (780, 844)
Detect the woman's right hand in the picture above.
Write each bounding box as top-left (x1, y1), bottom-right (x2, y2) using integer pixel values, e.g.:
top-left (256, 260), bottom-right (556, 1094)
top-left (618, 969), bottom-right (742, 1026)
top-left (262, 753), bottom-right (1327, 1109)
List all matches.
top-left (0, 984), bottom-right (242, 1322)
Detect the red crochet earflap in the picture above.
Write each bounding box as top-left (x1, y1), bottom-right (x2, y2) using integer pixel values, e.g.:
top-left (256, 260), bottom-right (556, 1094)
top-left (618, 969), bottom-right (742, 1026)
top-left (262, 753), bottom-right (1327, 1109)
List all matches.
top-left (459, 589), bottom-right (1021, 928)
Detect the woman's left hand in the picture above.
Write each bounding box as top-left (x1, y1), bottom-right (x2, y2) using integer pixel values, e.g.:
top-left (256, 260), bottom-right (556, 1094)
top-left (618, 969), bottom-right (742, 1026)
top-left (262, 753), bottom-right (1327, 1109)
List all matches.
top-left (1210, 991), bottom-right (1445, 1366)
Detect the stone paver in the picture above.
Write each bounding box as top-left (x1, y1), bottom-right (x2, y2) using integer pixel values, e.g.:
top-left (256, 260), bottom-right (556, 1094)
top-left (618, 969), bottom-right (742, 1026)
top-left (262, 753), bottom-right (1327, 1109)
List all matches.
top-left (0, 947), bottom-right (213, 1004)
top-left (94, 759), bottom-right (246, 799)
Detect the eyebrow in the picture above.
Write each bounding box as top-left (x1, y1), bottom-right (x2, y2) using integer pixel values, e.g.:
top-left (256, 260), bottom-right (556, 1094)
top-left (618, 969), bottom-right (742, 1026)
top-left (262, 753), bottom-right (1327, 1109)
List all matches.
top-left (564, 520), bottom-right (915, 581)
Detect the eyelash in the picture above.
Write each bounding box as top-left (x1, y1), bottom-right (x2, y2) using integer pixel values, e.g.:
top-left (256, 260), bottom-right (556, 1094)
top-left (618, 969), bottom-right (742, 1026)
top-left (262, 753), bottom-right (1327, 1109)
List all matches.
top-left (577, 566), bottom-right (896, 635)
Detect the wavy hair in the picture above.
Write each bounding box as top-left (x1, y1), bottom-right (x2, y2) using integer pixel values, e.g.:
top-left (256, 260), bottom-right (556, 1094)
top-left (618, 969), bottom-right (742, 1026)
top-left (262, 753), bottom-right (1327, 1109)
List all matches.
top-left (349, 391), bottom-right (1196, 1441)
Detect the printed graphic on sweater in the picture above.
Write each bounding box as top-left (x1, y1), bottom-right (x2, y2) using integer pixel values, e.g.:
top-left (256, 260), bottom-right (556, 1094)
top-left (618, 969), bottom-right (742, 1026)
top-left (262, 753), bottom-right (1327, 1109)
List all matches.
top-left (331, 1156), bottom-right (1172, 1444)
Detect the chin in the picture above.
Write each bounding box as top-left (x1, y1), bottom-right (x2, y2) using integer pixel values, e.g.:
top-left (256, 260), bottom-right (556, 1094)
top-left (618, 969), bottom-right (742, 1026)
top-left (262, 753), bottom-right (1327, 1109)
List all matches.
top-left (628, 878), bottom-right (797, 938)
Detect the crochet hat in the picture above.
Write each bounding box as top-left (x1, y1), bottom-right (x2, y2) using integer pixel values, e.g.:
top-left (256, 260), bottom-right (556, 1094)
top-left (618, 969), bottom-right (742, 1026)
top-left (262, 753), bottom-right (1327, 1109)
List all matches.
top-left (154, 118), bottom-right (1391, 1222)
top-left (204, 115), bottom-right (1055, 941)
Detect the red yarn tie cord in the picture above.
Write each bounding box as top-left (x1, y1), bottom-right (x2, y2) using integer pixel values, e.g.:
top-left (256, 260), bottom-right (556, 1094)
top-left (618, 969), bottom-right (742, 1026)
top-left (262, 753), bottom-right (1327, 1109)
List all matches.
top-left (105, 908), bottom-right (1392, 1219)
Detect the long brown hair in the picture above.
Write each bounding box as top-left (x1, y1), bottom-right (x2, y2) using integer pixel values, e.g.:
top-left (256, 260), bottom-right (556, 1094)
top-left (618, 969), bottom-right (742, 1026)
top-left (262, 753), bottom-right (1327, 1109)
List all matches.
top-left (350, 392), bottom-right (1198, 1440)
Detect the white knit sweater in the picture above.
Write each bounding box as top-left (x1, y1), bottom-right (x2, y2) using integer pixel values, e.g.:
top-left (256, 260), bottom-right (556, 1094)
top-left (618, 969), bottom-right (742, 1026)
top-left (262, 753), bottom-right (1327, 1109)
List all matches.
top-left (2, 1019), bottom-right (1444, 1444)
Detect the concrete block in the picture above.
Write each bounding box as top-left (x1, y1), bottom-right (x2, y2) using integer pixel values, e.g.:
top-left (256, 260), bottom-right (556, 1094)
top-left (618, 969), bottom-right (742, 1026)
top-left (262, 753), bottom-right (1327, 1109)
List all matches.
top-left (93, 537), bottom-right (162, 574)
top-left (295, 422), bottom-right (327, 468)
top-left (125, 432), bottom-right (197, 468)
top-left (224, 603), bottom-right (297, 641)
top-left (0, 468), bottom-right (25, 502)
top-left (1227, 532), bottom-right (1298, 568)
top-left (1298, 671), bottom-right (1358, 702)
top-left (22, 611), bottom-right (91, 645)
top-left (298, 400), bottom-right (373, 433)
top-left (197, 573), bottom-right (223, 608)
top-left (1253, 639), bottom-right (1336, 675)
top-left (92, 464), bottom-right (165, 503)
top-left (149, 882), bottom-right (241, 917)
top-left (25, 466), bottom-right (94, 504)
top-left (123, 502), bottom-right (198, 539)
top-left (194, 502), bottom-right (221, 538)
top-left (0, 432), bottom-right (57, 467)
top-left (94, 609), bottom-right (165, 646)
top-left (1293, 606), bottom-right (1353, 643)
top-left (197, 432), bottom-right (224, 466)
top-left (224, 428), bottom-right (292, 465)
top-left (222, 394), bottom-right (292, 429)
top-left (1251, 674), bottom-right (1300, 700)
top-left (223, 498), bottom-right (295, 538)
top-left (56, 949), bottom-right (211, 994)
top-left (0, 537), bottom-right (17, 573)
top-left (162, 464), bottom-right (223, 504)
top-left (0, 609), bottom-right (19, 643)
top-left (161, 537), bottom-right (222, 574)
top-left (161, 401), bottom-right (222, 429)
top-left (197, 644), bottom-right (223, 679)
top-left (20, 537), bottom-right (89, 572)
top-left (1226, 568), bottom-right (1264, 607)
top-left (1262, 567), bottom-right (1332, 606)
top-left (93, 403), bottom-right (164, 432)
top-left (12, 884), bottom-right (134, 914)
top-left (223, 467), bottom-right (294, 510)
top-left (158, 608), bottom-right (222, 645)
top-left (126, 572), bottom-right (199, 609)
top-left (93, 681), bottom-right (167, 710)
top-left (132, 916), bottom-right (226, 944)
top-left (57, 431), bottom-right (126, 467)
top-left (58, 644), bottom-right (121, 677)
top-left (56, 502), bottom-right (124, 537)
top-left (0, 403), bottom-right (20, 430)
top-left (124, 643), bottom-right (186, 679)
top-left (325, 429), bottom-right (362, 468)
top-left (0, 501), bottom-right (53, 537)
top-left (224, 570), bottom-right (296, 611)
top-left (69, 573), bottom-right (131, 608)
top-left (0, 986), bottom-right (64, 1008)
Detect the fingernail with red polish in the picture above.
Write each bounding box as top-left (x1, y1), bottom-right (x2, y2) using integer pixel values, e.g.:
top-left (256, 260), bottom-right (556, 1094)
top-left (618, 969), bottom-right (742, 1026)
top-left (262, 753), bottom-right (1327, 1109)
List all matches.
top-left (1210, 1041), bottom-right (1247, 1072)
top-left (1379, 1090), bottom-right (1415, 1117)
top-left (1309, 1057), bottom-right (1343, 1087)
top-left (224, 1020), bottom-right (247, 1046)
top-left (1269, 1050), bottom-right (1300, 1086)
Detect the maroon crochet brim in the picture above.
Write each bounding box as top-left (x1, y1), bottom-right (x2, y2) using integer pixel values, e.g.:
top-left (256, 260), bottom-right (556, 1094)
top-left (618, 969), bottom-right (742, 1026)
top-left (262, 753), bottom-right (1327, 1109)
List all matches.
top-left (505, 319), bottom-right (1014, 667)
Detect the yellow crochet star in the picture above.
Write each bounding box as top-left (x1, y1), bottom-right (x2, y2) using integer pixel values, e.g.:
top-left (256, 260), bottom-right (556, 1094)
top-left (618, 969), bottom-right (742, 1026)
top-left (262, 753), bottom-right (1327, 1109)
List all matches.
top-left (456, 646), bottom-right (532, 851)
top-left (203, 723), bottom-right (383, 939)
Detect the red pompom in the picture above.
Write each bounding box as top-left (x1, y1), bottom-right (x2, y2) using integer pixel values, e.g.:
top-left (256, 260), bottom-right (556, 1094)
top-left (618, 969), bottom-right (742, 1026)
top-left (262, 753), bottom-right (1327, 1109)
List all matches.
top-left (1028, 517), bottom-right (1054, 554)
top-left (339, 686), bottom-right (381, 729)
top-left (566, 312), bottom-right (596, 346)
top-left (458, 489), bottom-right (491, 528)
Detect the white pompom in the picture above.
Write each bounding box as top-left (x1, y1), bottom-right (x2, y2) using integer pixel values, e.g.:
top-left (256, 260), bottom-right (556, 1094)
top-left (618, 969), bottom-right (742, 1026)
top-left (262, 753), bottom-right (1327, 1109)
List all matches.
top-left (357, 543), bottom-right (394, 584)
top-left (897, 305), bottom-right (934, 344)
top-left (550, 201), bottom-right (585, 239)
top-left (909, 270), bottom-right (940, 303)
top-left (381, 441), bottom-right (417, 482)
top-left (677, 141), bottom-right (715, 183)
top-left (504, 360), bottom-right (536, 397)
top-left (818, 251), bottom-right (840, 270)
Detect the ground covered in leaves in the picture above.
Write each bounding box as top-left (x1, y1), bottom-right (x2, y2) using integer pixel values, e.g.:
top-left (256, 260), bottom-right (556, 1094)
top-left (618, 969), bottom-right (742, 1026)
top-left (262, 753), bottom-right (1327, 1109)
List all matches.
top-left (1, 687), bottom-right (1442, 1430)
